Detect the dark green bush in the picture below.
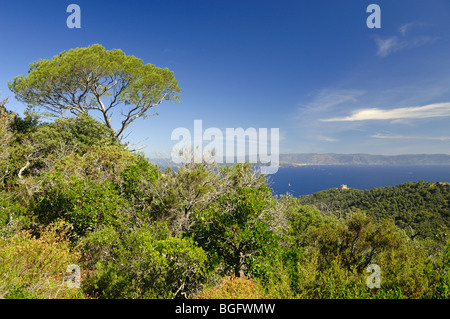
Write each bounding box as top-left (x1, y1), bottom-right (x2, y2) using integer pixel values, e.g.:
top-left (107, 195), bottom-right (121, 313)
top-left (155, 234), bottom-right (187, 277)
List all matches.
top-left (189, 185), bottom-right (279, 277)
top-left (34, 174), bottom-right (129, 238)
top-left (80, 222), bottom-right (210, 299)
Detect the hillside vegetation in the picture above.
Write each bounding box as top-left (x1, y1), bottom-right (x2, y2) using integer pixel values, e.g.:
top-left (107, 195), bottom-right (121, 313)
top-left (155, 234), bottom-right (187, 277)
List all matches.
top-left (298, 181), bottom-right (450, 243)
top-left (1, 106), bottom-right (450, 299)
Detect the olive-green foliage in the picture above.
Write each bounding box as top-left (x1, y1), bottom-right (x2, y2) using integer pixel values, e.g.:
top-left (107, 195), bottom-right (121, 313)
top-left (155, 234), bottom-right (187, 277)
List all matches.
top-left (1, 112), bottom-right (136, 235)
top-left (376, 241), bottom-right (438, 299)
top-left (118, 155), bottom-right (160, 214)
top-left (189, 185), bottom-right (279, 277)
top-left (307, 211), bottom-right (405, 272)
top-left (0, 103), bottom-right (13, 148)
top-left (9, 44), bottom-right (181, 139)
top-left (46, 144), bottom-right (136, 185)
top-left (116, 162), bottom-right (220, 234)
top-left (433, 240), bottom-right (450, 298)
top-left (151, 163), bottom-right (227, 234)
top-left (294, 189), bottom-right (449, 299)
top-left (0, 221), bottom-right (84, 299)
top-left (28, 113), bottom-right (118, 153)
top-left (0, 194), bottom-right (29, 237)
top-left (255, 198), bottom-right (331, 297)
top-left (80, 222), bottom-right (209, 299)
top-left (119, 161), bottom-right (268, 236)
top-left (254, 205), bottom-right (441, 299)
top-left (2, 112), bottom-right (122, 193)
top-left (299, 181), bottom-right (450, 244)
top-left (34, 174), bottom-right (129, 238)
top-left (0, 103), bottom-right (15, 187)
top-left (283, 197), bottom-right (329, 249)
top-left (287, 251), bottom-right (409, 299)
top-left (195, 274), bottom-right (268, 299)
top-left (0, 95), bottom-right (8, 108)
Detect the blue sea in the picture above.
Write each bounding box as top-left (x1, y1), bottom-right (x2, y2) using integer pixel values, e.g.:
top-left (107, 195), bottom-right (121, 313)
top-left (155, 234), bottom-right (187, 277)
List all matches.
top-left (267, 165), bottom-right (450, 196)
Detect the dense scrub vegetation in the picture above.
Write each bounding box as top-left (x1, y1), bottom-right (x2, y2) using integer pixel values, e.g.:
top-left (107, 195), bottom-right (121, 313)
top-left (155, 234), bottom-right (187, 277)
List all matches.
top-left (1, 103), bottom-right (450, 299)
top-left (298, 182), bottom-right (450, 244)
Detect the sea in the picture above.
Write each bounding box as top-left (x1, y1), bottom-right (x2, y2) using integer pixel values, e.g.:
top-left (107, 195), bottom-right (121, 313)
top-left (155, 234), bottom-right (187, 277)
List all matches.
top-left (266, 165), bottom-right (450, 196)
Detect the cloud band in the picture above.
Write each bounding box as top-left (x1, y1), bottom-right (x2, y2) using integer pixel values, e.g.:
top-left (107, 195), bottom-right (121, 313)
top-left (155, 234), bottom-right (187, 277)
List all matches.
top-left (321, 102), bottom-right (450, 122)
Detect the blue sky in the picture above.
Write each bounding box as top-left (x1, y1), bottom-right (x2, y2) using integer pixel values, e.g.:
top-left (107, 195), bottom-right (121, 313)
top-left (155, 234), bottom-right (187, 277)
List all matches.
top-left (1, 0), bottom-right (450, 158)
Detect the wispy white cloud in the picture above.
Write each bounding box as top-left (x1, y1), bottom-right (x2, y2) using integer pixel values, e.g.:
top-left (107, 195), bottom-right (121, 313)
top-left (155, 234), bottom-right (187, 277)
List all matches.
top-left (375, 36), bottom-right (400, 57)
top-left (317, 136), bottom-right (340, 142)
top-left (374, 22), bottom-right (437, 57)
top-left (321, 102), bottom-right (450, 122)
top-left (371, 133), bottom-right (450, 141)
top-left (299, 89), bottom-right (366, 113)
top-left (398, 23), bottom-right (424, 36)
top-left (375, 35), bottom-right (436, 57)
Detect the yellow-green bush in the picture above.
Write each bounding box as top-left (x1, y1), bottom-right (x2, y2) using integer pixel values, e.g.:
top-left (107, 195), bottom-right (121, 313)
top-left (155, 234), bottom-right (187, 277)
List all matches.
top-left (0, 220), bottom-right (85, 299)
top-left (195, 275), bottom-right (268, 299)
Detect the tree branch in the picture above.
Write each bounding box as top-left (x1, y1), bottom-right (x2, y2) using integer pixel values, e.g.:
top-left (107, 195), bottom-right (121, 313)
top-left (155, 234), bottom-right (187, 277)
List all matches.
top-left (18, 161), bottom-right (31, 180)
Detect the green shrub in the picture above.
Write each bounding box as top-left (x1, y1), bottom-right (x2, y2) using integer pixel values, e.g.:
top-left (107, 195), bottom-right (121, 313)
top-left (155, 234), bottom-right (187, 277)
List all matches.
top-left (80, 223), bottom-right (210, 299)
top-left (377, 241), bottom-right (439, 299)
top-left (0, 194), bottom-right (30, 237)
top-left (3, 114), bottom-right (119, 187)
top-left (120, 155), bottom-right (159, 197)
top-left (433, 240), bottom-right (450, 298)
top-left (47, 144), bottom-right (136, 185)
top-left (34, 174), bottom-right (129, 238)
top-left (189, 185), bottom-right (279, 277)
top-left (0, 221), bottom-right (85, 299)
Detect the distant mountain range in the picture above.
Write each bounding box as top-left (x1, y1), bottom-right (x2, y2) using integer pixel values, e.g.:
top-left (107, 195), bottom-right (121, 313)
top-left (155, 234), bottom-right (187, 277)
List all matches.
top-left (279, 153), bottom-right (450, 166)
top-left (148, 153), bottom-right (450, 167)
